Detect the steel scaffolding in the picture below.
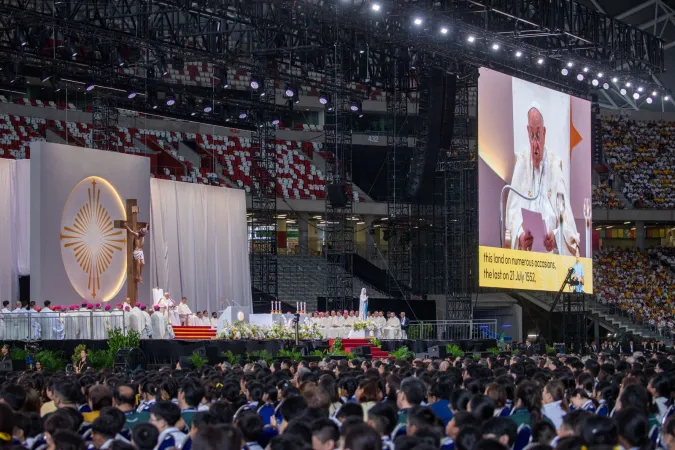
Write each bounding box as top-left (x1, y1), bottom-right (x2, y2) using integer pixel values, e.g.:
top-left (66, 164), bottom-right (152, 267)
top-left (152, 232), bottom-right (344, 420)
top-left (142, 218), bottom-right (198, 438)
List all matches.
top-left (324, 29), bottom-right (354, 312)
top-left (250, 74), bottom-right (278, 307)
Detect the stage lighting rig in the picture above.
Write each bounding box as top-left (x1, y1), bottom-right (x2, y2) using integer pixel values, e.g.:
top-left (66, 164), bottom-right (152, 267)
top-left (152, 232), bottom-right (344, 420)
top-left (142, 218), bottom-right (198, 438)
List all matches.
top-left (165, 94), bottom-right (176, 106)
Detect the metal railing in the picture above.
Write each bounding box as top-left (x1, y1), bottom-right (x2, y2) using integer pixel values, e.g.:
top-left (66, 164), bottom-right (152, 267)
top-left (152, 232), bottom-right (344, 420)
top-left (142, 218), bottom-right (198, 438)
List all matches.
top-left (588, 296), bottom-right (674, 343)
top-left (408, 320), bottom-right (498, 341)
top-left (0, 311), bottom-right (136, 341)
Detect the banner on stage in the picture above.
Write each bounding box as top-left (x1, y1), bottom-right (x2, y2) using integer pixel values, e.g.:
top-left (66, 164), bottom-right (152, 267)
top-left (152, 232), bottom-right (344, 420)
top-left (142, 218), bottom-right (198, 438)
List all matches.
top-left (477, 67), bottom-right (593, 293)
top-left (478, 246), bottom-right (592, 293)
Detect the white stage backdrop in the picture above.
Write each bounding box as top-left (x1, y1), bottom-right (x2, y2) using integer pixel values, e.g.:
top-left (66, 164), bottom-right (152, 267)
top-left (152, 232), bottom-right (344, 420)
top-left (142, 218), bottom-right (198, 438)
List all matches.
top-left (149, 179), bottom-right (252, 314)
top-left (0, 159), bottom-right (30, 303)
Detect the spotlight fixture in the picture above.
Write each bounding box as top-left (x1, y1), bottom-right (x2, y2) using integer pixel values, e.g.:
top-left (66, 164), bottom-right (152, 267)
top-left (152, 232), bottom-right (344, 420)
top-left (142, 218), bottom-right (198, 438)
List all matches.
top-left (633, 92), bottom-right (640, 100)
top-left (537, 58), bottom-right (544, 65)
top-left (561, 68), bottom-right (569, 76)
top-left (284, 86), bottom-right (295, 98)
top-left (350, 100), bottom-right (361, 112)
top-left (41, 72), bottom-right (50, 82)
top-left (652, 91), bottom-right (658, 96)
top-left (238, 111), bottom-right (247, 119)
top-left (440, 27), bottom-right (448, 35)
top-left (127, 89), bottom-right (137, 99)
top-left (638, 86), bottom-right (644, 92)
top-left (371, 2), bottom-right (380, 11)
top-left (319, 92), bottom-right (329, 105)
top-left (515, 51), bottom-right (522, 57)
top-left (165, 95), bottom-right (176, 106)
top-left (602, 82), bottom-right (610, 90)
top-left (467, 36), bottom-right (475, 43)
top-left (620, 88), bottom-right (627, 95)
top-left (492, 43), bottom-right (500, 50)
top-left (250, 78), bottom-right (261, 90)
top-left (665, 96), bottom-right (670, 101)
top-left (157, 57), bottom-right (168, 76)
top-left (577, 74), bottom-right (584, 81)
top-left (567, 62), bottom-right (573, 67)
top-left (293, 94), bottom-right (300, 104)
top-left (612, 77), bottom-right (618, 83)
top-left (413, 17), bottom-right (423, 26)
top-left (16, 26), bottom-right (27, 47)
top-left (85, 82), bottom-right (95, 92)
top-left (625, 82), bottom-right (631, 87)
top-left (598, 73), bottom-right (603, 78)
top-left (271, 116), bottom-right (280, 125)
top-left (592, 79), bottom-right (599, 87)
top-left (583, 67), bottom-right (589, 73)
top-left (202, 100), bottom-right (213, 113)
top-left (327, 104), bottom-right (334, 112)
top-left (646, 97), bottom-right (653, 104)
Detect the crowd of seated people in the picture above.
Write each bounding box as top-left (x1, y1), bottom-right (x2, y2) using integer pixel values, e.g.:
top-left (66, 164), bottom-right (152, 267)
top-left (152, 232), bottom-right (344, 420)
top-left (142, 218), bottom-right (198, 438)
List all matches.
top-left (602, 117), bottom-right (675, 209)
top-left (593, 183), bottom-right (624, 209)
top-left (593, 247), bottom-right (675, 338)
top-left (0, 345), bottom-right (672, 450)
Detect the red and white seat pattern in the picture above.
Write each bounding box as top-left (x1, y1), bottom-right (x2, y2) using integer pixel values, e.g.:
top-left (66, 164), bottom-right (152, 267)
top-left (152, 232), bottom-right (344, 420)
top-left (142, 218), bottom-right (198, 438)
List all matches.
top-left (197, 134), bottom-right (253, 193)
top-left (274, 140), bottom-right (325, 200)
top-left (0, 115), bottom-right (46, 159)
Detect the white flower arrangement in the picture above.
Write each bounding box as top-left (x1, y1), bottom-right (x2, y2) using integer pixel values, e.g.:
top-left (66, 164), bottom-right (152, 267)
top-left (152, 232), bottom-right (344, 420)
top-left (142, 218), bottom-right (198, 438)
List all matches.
top-left (217, 320), bottom-right (322, 340)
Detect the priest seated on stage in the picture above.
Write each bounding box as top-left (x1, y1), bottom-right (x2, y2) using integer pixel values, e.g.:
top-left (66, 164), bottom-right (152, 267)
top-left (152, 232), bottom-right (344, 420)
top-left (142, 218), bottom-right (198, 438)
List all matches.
top-left (177, 297), bottom-right (192, 326)
top-left (382, 311), bottom-right (401, 339)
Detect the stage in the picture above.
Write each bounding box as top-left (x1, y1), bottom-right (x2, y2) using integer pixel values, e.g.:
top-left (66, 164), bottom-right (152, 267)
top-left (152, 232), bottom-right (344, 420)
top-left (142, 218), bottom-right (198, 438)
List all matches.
top-left (4, 338), bottom-right (497, 367)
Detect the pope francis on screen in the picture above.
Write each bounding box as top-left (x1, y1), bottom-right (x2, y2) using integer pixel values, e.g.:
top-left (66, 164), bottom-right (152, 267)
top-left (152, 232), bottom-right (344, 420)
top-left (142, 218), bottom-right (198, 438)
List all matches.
top-left (504, 103), bottom-right (580, 255)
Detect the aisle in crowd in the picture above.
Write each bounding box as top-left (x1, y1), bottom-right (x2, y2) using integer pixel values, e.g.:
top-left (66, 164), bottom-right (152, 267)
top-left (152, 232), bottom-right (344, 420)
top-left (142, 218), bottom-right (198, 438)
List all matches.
top-left (0, 346), bottom-right (673, 450)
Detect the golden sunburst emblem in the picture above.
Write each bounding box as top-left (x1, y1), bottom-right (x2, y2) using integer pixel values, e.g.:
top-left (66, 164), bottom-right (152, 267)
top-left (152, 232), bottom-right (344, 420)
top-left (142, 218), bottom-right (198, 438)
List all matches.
top-left (60, 176), bottom-right (127, 302)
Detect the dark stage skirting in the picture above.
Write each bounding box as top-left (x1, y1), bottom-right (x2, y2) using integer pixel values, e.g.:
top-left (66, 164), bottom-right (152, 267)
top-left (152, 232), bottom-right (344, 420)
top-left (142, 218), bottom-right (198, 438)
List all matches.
top-left (5, 338), bottom-right (497, 366)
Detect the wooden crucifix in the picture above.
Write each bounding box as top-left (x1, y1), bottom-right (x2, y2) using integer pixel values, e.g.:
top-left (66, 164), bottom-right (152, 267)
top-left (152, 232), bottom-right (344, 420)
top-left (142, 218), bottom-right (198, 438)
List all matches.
top-left (113, 199), bottom-right (148, 306)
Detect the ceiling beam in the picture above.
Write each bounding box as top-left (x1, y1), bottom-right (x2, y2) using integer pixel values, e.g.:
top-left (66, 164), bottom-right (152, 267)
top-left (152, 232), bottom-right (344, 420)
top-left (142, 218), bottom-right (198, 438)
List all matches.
top-left (616, 0), bottom-right (657, 20)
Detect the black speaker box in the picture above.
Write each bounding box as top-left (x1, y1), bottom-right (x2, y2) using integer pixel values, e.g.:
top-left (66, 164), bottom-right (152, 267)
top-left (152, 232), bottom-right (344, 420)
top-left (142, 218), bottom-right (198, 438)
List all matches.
top-left (114, 347), bottom-right (147, 371)
top-left (351, 346), bottom-right (372, 358)
top-left (428, 345), bottom-right (447, 359)
top-left (327, 183), bottom-right (349, 208)
top-left (0, 361), bottom-right (12, 372)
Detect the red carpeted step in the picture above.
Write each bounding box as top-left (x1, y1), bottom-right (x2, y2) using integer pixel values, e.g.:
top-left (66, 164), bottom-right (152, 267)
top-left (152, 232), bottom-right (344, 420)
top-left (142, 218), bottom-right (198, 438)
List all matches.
top-left (328, 338), bottom-right (389, 358)
top-left (172, 326), bottom-right (217, 340)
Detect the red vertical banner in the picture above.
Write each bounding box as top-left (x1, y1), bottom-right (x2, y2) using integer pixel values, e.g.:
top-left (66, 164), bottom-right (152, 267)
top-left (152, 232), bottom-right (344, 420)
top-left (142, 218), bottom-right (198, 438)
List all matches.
top-left (277, 231), bottom-right (287, 250)
top-left (592, 230), bottom-right (600, 250)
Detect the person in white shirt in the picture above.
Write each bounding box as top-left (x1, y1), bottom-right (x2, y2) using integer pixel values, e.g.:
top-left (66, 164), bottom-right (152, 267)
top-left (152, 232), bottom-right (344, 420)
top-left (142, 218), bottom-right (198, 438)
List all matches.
top-left (149, 401), bottom-right (187, 450)
top-left (176, 297), bottom-right (192, 326)
top-left (39, 301), bottom-right (55, 340)
top-left (542, 379), bottom-right (567, 430)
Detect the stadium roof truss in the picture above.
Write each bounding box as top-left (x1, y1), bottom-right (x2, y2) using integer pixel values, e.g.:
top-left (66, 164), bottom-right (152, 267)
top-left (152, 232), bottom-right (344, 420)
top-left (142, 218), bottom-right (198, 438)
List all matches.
top-left (0, 0), bottom-right (666, 114)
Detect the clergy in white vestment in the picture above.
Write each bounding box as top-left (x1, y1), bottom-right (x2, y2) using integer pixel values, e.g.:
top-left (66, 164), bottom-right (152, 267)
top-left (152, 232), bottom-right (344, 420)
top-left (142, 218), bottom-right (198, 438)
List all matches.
top-left (151, 305), bottom-right (169, 339)
top-left (210, 312), bottom-right (219, 328)
top-left (65, 305), bottom-right (80, 339)
top-left (169, 305), bottom-right (181, 327)
top-left (91, 304), bottom-right (106, 340)
top-left (383, 312), bottom-right (401, 339)
top-left (129, 303), bottom-right (145, 335)
top-left (140, 305), bottom-right (152, 338)
top-left (504, 103), bottom-right (579, 255)
top-left (109, 303), bottom-right (125, 334)
top-left (0, 301), bottom-right (10, 340)
top-left (176, 297), bottom-right (192, 326)
top-left (190, 312), bottom-right (205, 326)
top-left (53, 306), bottom-right (65, 340)
top-left (29, 304), bottom-right (41, 340)
top-left (374, 311), bottom-right (387, 332)
top-left (39, 301), bottom-right (55, 340)
top-left (359, 288), bottom-right (369, 320)
top-left (157, 292), bottom-right (175, 321)
top-left (76, 303), bottom-right (92, 340)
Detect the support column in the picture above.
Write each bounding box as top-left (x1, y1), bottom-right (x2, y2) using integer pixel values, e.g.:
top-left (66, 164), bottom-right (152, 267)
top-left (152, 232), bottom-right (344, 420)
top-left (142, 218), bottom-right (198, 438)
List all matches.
top-left (636, 220), bottom-right (645, 251)
top-left (298, 213), bottom-right (309, 255)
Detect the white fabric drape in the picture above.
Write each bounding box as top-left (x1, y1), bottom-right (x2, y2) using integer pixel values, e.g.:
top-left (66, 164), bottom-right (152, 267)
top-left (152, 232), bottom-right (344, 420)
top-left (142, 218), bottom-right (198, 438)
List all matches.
top-left (0, 159), bottom-right (30, 303)
top-left (149, 179), bottom-right (252, 314)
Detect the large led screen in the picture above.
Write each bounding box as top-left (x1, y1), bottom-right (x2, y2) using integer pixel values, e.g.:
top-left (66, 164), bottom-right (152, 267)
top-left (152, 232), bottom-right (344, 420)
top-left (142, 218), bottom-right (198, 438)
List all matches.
top-left (478, 68), bottom-right (592, 293)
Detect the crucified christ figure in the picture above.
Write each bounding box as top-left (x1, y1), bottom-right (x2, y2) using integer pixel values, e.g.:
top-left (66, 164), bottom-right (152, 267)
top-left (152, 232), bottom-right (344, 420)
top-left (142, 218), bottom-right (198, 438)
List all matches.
top-left (126, 223), bottom-right (149, 284)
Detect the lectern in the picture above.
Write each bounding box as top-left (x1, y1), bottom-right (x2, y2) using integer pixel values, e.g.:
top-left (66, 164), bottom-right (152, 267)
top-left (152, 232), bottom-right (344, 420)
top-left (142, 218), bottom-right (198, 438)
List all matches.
top-left (217, 306), bottom-right (250, 334)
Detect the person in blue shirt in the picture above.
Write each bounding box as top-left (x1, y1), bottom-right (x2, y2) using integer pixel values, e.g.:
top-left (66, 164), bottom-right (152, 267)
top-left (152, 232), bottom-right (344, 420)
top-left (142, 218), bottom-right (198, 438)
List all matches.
top-left (428, 377), bottom-right (454, 426)
top-left (571, 247), bottom-right (585, 293)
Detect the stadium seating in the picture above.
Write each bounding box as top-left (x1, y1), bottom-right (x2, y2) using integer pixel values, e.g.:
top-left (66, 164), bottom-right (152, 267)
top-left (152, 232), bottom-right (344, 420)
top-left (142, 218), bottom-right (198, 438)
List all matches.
top-left (601, 117), bottom-right (675, 208)
top-left (0, 112), bottom-right (342, 200)
top-left (593, 183), bottom-right (624, 209)
top-left (593, 246), bottom-right (674, 337)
